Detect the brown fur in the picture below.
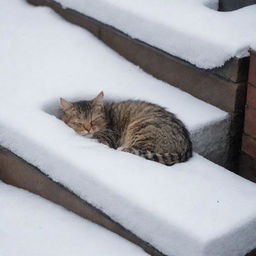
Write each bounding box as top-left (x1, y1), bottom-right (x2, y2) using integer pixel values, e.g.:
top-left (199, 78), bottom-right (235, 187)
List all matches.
top-left (60, 92), bottom-right (192, 166)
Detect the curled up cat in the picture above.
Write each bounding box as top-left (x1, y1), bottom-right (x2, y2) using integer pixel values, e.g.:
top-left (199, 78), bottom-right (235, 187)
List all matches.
top-left (60, 91), bottom-right (192, 166)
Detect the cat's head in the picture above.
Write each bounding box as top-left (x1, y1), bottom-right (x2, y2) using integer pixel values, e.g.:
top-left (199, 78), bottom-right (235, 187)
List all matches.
top-left (60, 91), bottom-right (106, 137)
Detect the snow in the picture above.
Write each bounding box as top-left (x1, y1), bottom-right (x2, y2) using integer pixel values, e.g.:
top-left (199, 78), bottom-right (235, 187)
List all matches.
top-left (0, 1), bottom-right (255, 256)
top-left (56, 0), bottom-right (256, 69)
top-left (0, 182), bottom-right (148, 256)
top-left (0, 0), bottom-right (229, 163)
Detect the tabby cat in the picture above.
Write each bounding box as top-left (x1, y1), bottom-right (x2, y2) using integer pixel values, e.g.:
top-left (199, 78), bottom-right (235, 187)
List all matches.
top-left (60, 92), bottom-right (192, 166)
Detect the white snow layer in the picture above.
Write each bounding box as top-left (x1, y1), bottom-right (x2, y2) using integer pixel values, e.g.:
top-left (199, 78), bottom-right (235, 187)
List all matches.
top-left (0, 0), bottom-right (229, 163)
top-left (0, 182), bottom-right (148, 256)
top-left (0, 1), bottom-right (255, 256)
top-left (57, 0), bottom-right (256, 69)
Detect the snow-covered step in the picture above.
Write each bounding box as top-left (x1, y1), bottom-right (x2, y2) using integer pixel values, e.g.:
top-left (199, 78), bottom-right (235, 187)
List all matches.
top-left (1, 148), bottom-right (256, 256)
top-left (0, 182), bottom-right (148, 256)
top-left (1, 0), bottom-right (229, 166)
top-left (1, 1), bottom-right (256, 256)
top-left (27, 0), bottom-right (249, 172)
top-left (38, 0), bottom-right (256, 70)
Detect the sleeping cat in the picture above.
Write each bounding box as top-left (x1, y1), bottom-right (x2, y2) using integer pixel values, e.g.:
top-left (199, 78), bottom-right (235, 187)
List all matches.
top-left (60, 92), bottom-right (192, 166)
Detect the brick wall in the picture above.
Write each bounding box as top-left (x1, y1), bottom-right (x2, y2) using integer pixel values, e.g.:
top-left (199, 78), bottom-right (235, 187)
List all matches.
top-left (240, 50), bottom-right (256, 182)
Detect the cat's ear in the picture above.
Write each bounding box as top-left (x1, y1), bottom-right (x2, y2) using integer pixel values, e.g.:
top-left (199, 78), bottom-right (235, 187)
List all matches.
top-left (60, 98), bottom-right (73, 111)
top-left (93, 91), bottom-right (104, 105)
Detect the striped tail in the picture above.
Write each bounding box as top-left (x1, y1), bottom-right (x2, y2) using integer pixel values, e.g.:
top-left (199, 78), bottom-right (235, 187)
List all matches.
top-left (121, 147), bottom-right (192, 166)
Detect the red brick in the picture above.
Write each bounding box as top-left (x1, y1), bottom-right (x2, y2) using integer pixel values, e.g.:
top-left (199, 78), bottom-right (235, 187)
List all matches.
top-left (242, 135), bottom-right (256, 159)
top-left (249, 51), bottom-right (256, 86)
top-left (239, 152), bottom-right (256, 183)
top-left (247, 84), bottom-right (256, 107)
top-left (244, 107), bottom-right (256, 138)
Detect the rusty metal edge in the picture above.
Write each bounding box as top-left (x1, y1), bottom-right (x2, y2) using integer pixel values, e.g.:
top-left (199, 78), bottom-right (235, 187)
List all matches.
top-left (0, 146), bottom-right (166, 256)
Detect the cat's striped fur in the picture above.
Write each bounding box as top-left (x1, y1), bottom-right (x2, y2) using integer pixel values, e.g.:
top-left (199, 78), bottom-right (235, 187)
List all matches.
top-left (60, 92), bottom-right (192, 166)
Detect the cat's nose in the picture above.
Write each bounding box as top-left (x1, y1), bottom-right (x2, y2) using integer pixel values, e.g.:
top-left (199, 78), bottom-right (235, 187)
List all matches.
top-left (83, 123), bottom-right (91, 132)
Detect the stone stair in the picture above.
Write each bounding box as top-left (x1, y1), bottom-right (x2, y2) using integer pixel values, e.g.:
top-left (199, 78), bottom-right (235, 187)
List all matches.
top-left (0, 1), bottom-right (256, 256)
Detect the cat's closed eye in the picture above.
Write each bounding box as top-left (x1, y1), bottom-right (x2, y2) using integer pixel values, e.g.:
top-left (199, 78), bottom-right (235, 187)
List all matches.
top-left (91, 120), bottom-right (97, 126)
top-left (72, 121), bottom-right (83, 125)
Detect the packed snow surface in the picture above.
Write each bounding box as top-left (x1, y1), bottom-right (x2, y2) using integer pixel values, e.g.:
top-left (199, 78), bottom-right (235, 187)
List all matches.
top-left (57, 0), bottom-right (256, 68)
top-left (0, 182), bottom-right (148, 256)
top-left (0, 1), bottom-right (255, 256)
top-left (0, 0), bottom-right (229, 161)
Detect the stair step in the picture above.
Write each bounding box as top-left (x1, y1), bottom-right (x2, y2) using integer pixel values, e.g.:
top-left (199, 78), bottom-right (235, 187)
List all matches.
top-left (27, 0), bottom-right (249, 112)
top-left (26, 0), bottom-right (249, 171)
top-left (0, 148), bottom-right (163, 256)
top-left (1, 148), bottom-right (256, 256)
top-left (0, 0), bottom-right (228, 165)
top-left (34, 0), bottom-right (256, 70)
top-left (1, 1), bottom-right (256, 256)
top-left (0, 181), bottom-right (148, 256)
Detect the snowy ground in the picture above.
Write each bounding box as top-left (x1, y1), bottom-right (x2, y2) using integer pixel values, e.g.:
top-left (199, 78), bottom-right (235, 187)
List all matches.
top-left (56, 0), bottom-right (256, 68)
top-left (0, 1), bottom-right (256, 256)
top-left (0, 182), bottom-right (148, 256)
